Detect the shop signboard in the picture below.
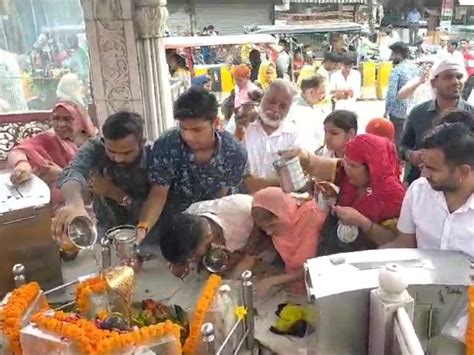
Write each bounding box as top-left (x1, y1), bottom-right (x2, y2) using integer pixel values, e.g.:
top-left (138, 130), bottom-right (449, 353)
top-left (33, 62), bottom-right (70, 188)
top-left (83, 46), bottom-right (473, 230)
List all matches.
top-left (440, 0), bottom-right (454, 31)
top-left (441, 0), bottom-right (454, 19)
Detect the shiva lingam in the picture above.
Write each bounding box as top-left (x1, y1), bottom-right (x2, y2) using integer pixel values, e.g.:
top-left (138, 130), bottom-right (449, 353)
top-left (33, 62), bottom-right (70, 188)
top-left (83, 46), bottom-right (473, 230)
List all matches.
top-left (102, 225), bottom-right (142, 272)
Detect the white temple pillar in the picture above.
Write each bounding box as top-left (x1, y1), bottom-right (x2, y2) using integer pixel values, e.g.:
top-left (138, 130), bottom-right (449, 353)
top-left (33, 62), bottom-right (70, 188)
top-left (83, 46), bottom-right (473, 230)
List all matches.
top-left (81, 0), bottom-right (144, 127)
top-left (134, 0), bottom-right (174, 139)
top-left (82, 0), bottom-right (174, 139)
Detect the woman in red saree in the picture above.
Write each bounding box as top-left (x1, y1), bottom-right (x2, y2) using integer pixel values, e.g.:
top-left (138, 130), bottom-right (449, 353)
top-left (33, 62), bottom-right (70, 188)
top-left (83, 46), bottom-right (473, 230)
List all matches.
top-left (8, 100), bottom-right (95, 208)
top-left (282, 133), bottom-right (406, 255)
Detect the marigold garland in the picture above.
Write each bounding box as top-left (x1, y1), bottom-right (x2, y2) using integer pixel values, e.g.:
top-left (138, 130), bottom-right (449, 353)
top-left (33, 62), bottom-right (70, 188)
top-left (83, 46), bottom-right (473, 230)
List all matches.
top-left (182, 274), bottom-right (222, 355)
top-left (31, 311), bottom-right (182, 354)
top-left (467, 286), bottom-right (474, 355)
top-left (2, 282), bottom-right (49, 354)
top-left (75, 275), bottom-right (107, 316)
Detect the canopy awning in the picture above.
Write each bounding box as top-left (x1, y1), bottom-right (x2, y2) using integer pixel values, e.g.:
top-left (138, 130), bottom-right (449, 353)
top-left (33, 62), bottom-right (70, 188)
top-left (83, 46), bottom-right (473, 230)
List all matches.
top-left (163, 34), bottom-right (277, 49)
top-left (253, 22), bottom-right (363, 35)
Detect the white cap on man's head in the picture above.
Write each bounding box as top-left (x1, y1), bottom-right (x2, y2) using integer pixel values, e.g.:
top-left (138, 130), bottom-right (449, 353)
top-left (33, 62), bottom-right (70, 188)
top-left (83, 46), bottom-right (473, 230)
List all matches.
top-left (430, 57), bottom-right (467, 81)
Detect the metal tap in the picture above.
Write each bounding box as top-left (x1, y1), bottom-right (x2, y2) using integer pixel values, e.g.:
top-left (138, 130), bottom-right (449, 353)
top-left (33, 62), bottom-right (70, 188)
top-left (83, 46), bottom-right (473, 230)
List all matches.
top-left (201, 322), bottom-right (216, 354)
top-left (241, 270), bottom-right (255, 350)
top-left (100, 237), bottom-right (112, 271)
top-left (12, 264), bottom-right (26, 287)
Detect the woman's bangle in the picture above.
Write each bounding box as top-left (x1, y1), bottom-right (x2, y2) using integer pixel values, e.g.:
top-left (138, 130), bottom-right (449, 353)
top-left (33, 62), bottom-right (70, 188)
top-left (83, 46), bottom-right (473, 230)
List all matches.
top-left (14, 159), bottom-right (29, 168)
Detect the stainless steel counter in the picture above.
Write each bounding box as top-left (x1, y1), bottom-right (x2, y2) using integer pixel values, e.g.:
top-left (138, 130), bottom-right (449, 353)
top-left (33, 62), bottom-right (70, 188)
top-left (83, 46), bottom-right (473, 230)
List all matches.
top-left (304, 249), bottom-right (470, 355)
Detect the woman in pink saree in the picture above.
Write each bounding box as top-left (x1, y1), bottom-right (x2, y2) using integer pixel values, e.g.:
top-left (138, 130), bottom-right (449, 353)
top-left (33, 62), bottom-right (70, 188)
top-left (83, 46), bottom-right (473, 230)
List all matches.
top-left (8, 100), bottom-right (95, 208)
top-left (251, 187), bottom-right (326, 296)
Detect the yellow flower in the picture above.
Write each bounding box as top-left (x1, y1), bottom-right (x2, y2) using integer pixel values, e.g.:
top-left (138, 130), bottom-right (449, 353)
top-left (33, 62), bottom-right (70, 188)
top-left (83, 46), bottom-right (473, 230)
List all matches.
top-left (235, 306), bottom-right (247, 321)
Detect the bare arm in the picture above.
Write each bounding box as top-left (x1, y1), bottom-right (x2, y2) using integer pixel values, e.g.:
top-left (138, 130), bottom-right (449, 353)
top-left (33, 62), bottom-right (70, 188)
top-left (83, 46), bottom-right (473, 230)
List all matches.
top-left (7, 149), bottom-right (28, 168)
top-left (304, 153), bottom-right (338, 182)
top-left (230, 254), bottom-right (257, 279)
top-left (280, 149), bottom-right (337, 182)
top-left (61, 180), bottom-right (86, 207)
top-left (397, 78), bottom-right (422, 100)
top-left (259, 269), bottom-right (305, 290)
top-left (360, 217), bottom-right (398, 247)
top-left (245, 175), bottom-right (280, 194)
top-left (382, 232), bottom-right (417, 249)
top-left (137, 184), bottom-right (169, 242)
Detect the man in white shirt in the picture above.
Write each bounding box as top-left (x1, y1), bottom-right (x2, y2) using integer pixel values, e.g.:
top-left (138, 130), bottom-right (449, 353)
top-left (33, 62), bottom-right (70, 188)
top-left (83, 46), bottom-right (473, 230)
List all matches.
top-left (388, 123), bottom-right (474, 257)
top-left (288, 75), bottom-right (327, 151)
top-left (385, 25), bottom-right (400, 46)
top-left (243, 79), bottom-right (313, 187)
top-left (317, 52), bottom-right (342, 83)
top-left (329, 53), bottom-right (361, 111)
top-left (446, 40), bottom-right (465, 64)
top-left (436, 35), bottom-right (449, 60)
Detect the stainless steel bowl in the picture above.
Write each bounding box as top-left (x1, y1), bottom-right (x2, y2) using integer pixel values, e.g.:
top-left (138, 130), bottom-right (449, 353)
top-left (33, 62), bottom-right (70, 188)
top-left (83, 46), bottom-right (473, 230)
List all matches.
top-left (202, 247), bottom-right (229, 273)
top-left (67, 216), bottom-right (97, 249)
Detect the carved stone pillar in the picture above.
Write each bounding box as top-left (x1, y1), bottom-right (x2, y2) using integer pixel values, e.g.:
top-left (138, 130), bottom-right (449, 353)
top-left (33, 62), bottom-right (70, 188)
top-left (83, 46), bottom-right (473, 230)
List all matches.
top-left (82, 0), bottom-right (144, 128)
top-left (133, 0), bottom-right (174, 139)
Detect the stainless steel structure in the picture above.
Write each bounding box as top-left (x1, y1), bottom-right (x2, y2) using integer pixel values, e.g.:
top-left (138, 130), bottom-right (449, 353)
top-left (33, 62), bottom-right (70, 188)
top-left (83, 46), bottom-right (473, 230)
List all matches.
top-left (201, 271), bottom-right (256, 355)
top-left (304, 249), bottom-right (470, 355)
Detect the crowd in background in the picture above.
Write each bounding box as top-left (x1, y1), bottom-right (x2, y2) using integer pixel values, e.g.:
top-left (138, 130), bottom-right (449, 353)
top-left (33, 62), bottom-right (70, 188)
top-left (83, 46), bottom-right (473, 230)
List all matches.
top-left (4, 22), bottom-right (474, 297)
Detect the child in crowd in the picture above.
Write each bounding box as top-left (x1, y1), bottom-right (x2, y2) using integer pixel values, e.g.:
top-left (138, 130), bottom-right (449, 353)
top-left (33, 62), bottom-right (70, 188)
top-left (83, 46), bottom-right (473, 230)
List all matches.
top-left (159, 194), bottom-right (267, 278)
top-left (365, 117), bottom-right (395, 142)
top-left (316, 110), bottom-right (358, 158)
top-left (250, 187), bottom-right (326, 296)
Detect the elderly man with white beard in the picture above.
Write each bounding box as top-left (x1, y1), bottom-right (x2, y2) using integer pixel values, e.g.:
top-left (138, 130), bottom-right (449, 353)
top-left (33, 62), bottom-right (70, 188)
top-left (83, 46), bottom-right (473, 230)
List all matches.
top-left (242, 79), bottom-right (314, 193)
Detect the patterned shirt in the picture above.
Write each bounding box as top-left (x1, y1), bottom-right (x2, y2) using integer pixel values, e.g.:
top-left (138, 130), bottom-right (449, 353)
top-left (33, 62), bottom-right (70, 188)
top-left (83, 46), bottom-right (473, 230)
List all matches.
top-left (57, 138), bottom-right (153, 230)
top-left (385, 60), bottom-right (420, 119)
top-left (149, 128), bottom-right (248, 217)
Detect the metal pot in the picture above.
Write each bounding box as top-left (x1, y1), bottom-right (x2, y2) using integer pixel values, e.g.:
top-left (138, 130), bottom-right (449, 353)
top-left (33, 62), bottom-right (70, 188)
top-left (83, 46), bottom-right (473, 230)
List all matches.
top-left (273, 156), bottom-right (308, 193)
top-left (67, 216), bottom-right (97, 249)
top-left (202, 247), bottom-right (229, 273)
top-left (105, 225), bottom-right (141, 271)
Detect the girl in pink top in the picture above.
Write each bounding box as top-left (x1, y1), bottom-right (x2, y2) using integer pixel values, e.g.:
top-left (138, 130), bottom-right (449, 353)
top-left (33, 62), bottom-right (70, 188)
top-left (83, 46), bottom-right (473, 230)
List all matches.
top-left (251, 187), bottom-right (326, 296)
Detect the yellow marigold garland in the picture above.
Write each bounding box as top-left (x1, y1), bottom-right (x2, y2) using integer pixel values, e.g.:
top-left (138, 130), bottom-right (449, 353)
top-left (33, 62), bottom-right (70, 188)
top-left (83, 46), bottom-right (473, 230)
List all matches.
top-left (75, 276), bottom-right (107, 316)
top-left (2, 282), bottom-right (49, 354)
top-left (182, 274), bottom-right (222, 355)
top-left (467, 286), bottom-right (474, 355)
top-left (31, 311), bottom-right (182, 354)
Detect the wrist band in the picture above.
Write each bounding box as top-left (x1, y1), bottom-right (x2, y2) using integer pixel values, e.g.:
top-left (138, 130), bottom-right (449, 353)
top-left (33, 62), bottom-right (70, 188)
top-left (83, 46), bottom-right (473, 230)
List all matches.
top-left (137, 223), bottom-right (149, 233)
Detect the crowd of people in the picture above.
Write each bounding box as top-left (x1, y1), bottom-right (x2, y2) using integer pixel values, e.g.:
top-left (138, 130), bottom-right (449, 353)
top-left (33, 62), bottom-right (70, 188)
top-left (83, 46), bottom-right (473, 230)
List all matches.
top-left (6, 32), bottom-right (474, 297)
top-left (0, 28), bottom-right (90, 113)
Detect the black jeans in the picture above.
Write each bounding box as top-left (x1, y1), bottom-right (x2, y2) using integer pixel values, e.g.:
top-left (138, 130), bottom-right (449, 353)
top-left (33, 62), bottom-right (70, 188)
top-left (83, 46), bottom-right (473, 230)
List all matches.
top-left (389, 115), bottom-right (405, 149)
